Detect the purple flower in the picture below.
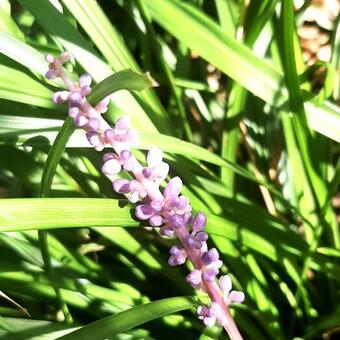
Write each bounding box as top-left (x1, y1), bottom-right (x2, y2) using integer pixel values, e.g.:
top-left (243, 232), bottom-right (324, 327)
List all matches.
top-left (45, 52), bottom-right (70, 79)
top-left (168, 245), bottom-right (187, 266)
top-left (219, 275), bottom-right (245, 305)
top-left (86, 131), bottom-right (105, 151)
top-left (197, 305), bottom-right (217, 327)
top-left (186, 269), bottom-right (202, 288)
top-left (101, 150), bottom-right (134, 176)
top-left (186, 212), bottom-right (208, 249)
top-left (142, 148), bottom-right (169, 184)
top-left (95, 97), bottom-right (110, 114)
top-left (197, 302), bottom-right (229, 327)
top-left (52, 90), bottom-right (70, 104)
top-left (113, 179), bottom-right (147, 203)
top-left (104, 116), bottom-right (137, 146)
top-left (158, 177), bottom-right (192, 236)
top-left (201, 248), bottom-right (223, 281)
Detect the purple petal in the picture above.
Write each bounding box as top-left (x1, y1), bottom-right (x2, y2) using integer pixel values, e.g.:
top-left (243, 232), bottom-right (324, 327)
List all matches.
top-left (45, 54), bottom-right (55, 63)
top-left (113, 179), bottom-right (130, 193)
top-left (142, 167), bottom-right (152, 178)
top-left (164, 177), bottom-right (182, 197)
top-left (101, 159), bottom-right (121, 176)
top-left (202, 267), bottom-right (219, 282)
top-left (69, 107), bottom-right (79, 118)
top-left (103, 153), bottom-right (115, 162)
top-left (195, 231), bottom-right (208, 242)
top-left (203, 315), bottom-right (216, 327)
top-left (129, 180), bottom-right (143, 191)
top-left (186, 269), bottom-right (202, 286)
top-left (79, 73), bottom-right (92, 87)
top-left (87, 118), bottom-right (100, 131)
top-left (115, 116), bottom-right (130, 130)
top-left (219, 275), bottom-right (232, 295)
top-left (152, 163), bottom-right (169, 181)
top-left (192, 212), bottom-right (207, 232)
top-left (168, 214), bottom-right (185, 229)
top-left (74, 114), bottom-right (88, 127)
top-left (202, 248), bottom-right (219, 265)
top-left (95, 100), bottom-right (109, 114)
top-left (129, 191), bottom-right (140, 203)
top-left (45, 69), bottom-right (57, 79)
top-left (149, 215), bottom-right (163, 227)
top-left (168, 251), bottom-right (186, 266)
top-left (177, 196), bottom-right (190, 211)
top-left (125, 129), bottom-right (138, 145)
top-left (120, 150), bottom-right (131, 161)
top-left (169, 245), bottom-right (182, 255)
top-left (69, 91), bottom-right (83, 103)
top-left (135, 204), bottom-right (154, 220)
top-left (86, 132), bottom-right (103, 148)
top-left (147, 147), bottom-right (163, 167)
top-left (52, 91), bottom-right (69, 104)
top-left (197, 305), bottom-right (209, 317)
top-left (104, 129), bottom-right (115, 143)
top-left (186, 235), bottom-right (201, 249)
top-left (80, 85), bottom-right (92, 97)
top-left (159, 226), bottom-right (174, 237)
top-left (150, 200), bottom-right (163, 212)
top-left (229, 291), bottom-right (245, 304)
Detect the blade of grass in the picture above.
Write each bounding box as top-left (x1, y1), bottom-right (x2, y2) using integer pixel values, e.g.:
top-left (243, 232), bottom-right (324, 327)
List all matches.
top-left (0, 198), bottom-right (137, 232)
top-left (58, 296), bottom-right (197, 340)
top-left (143, 0), bottom-right (340, 141)
top-left (88, 69), bottom-right (158, 105)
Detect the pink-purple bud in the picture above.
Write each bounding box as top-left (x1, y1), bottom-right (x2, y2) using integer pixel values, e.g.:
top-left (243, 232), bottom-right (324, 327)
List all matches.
top-left (115, 116), bottom-right (130, 130)
top-left (69, 91), bottom-right (83, 104)
top-left (164, 177), bottom-right (182, 197)
top-left (168, 214), bottom-right (185, 229)
top-left (87, 118), bottom-right (100, 131)
top-left (45, 54), bottom-right (55, 63)
top-left (142, 168), bottom-right (152, 178)
top-left (102, 159), bottom-right (121, 176)
top-left (113, 179), bottom-right (130, 194)
top-left (103, 153), bottom-right (115, 162)
top-left (202, 248), bottom-right (219, 266)
top-left (135, 204), bottom-right (154, 220)
top-left (197, 305), bottom-right (216, 327)
top-left (120, 150), bottom-right (131, 161)
top-left (104, 129), bottom-right (115, 143)
top-left (69, 107), bottom-right (79, 118)
top-left (81, 85), bottom-right (92, 97)
top-left (192, 212), bottom-right (207, 232)
top-left (149, 215), bottom-right (163, 226)
top-left (150, 200), bottom-right (162, 212)
top-left (45, 69), bottom-right (58, 79)
top-left (168, 245), bottom-right (187, 266)
top-left (186, 269), bottom-right (202, 287)
top-left (74, 115), bottom-right (88, 127)
top-left (79, 74), bottom-right (92, 87)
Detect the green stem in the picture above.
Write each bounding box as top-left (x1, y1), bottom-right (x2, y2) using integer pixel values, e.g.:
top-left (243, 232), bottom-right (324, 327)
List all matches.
top-left (38, 118), bottom-right (75, 324)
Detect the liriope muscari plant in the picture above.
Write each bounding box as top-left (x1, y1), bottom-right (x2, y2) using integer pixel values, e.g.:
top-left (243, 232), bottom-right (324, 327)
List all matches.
top-left (46, 53), bottom-right (245, 339)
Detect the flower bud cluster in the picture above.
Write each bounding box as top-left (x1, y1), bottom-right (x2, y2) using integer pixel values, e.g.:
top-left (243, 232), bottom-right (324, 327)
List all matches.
top-left (46, 53), bottom-right (244, 335)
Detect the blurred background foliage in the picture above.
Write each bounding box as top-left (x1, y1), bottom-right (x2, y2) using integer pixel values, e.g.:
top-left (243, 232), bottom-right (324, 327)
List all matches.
top-left (0, 0), bottom-right (339, 339)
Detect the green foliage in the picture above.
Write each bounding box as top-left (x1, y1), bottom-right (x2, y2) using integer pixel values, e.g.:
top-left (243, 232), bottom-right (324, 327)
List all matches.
top-left (0, 0), bottom-right (339, 339)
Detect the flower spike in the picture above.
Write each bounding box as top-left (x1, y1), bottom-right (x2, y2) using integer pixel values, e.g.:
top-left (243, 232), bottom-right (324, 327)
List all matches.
top-left (46, 52), bottom-right (244, 339)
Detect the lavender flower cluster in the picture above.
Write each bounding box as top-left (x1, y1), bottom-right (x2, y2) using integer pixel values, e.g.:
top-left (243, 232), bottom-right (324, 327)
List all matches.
top-left (46, 53), bottom-right (244, 337)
